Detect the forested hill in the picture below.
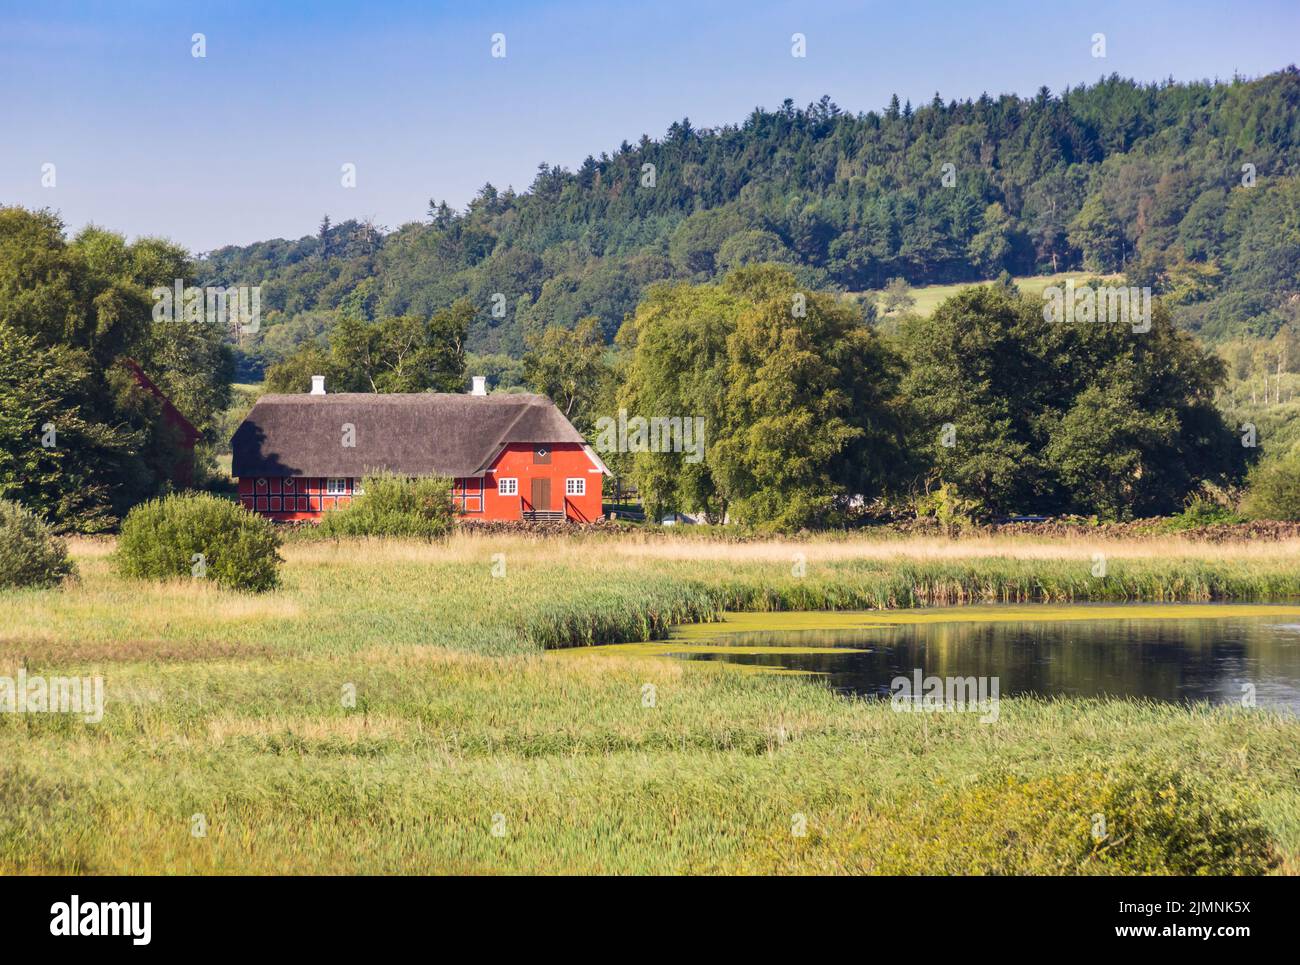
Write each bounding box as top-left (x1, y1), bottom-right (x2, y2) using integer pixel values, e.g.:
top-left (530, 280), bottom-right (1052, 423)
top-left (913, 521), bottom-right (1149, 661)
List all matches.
top-left (201, 68), bottom-right (1300, 364)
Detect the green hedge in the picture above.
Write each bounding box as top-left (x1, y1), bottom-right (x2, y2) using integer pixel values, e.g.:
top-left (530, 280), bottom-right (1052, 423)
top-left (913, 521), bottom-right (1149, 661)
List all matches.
top-left (116, 493), bottom-right (282, 592)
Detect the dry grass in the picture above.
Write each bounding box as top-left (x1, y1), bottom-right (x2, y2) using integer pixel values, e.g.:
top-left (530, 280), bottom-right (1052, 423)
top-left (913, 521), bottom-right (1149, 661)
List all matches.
top-left (609, 534), bottom-right (1300, 563)
top-left (279, 527), bottom-right (1300, 564)
top-left (278, 528), bottom-right (1300, 569)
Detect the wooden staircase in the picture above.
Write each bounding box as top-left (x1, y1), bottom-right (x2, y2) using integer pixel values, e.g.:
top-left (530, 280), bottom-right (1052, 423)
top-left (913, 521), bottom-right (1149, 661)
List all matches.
top-left (523, 510), bottom-right (566, 523)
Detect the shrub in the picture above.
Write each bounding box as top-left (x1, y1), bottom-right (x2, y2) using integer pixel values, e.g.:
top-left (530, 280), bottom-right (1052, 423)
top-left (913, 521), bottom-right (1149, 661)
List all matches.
top-left (1160, 494), bottom-right (1244, 532)
top-left (116, 493), bottom-right (282, 592)
top-left (1242, 454), bottom-right (1300, 521)
top-left (0, 499), bottom-right (75, 589)
top-left (317, 473), bottom-right (454, 539)
top-left (879, 765), bottom-right (1278, 875)
top-left (749, 763), bottom-right (1278, 875)
top-left (912, 481), bottom-right (985, 536)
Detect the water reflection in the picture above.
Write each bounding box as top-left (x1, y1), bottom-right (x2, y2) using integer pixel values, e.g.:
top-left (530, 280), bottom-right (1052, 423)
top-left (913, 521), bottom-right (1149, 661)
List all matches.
top-left (673, 616), bottom-right (1300, 711)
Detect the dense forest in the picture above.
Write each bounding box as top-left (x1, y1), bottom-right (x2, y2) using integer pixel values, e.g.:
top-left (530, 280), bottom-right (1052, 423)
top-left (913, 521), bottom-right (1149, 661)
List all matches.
top-left (0, 208), bottom-right (232, 529)
top-left (6, 69), bottom-right (1300, 532)
top-left (200, 68), bottom-right (1300, 376)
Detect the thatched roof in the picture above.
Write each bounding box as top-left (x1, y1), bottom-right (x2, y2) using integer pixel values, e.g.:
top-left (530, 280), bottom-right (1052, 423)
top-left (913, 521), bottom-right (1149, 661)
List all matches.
top-left (231, 392), bottom-right (586, 478)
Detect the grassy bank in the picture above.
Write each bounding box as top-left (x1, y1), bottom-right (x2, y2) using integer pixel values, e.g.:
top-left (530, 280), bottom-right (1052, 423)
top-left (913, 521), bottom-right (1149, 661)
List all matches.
top-left (2, 641), bottom-right (1296, 874)
top-left (2, 532), bottom-right (1299, 874)
top-left (8, 532), bottom-right (1300, 660)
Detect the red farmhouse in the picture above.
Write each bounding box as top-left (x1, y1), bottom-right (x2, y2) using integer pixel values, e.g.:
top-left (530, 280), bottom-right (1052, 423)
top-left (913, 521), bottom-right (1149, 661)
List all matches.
top-left (230, 379), bottom-right (608, 523)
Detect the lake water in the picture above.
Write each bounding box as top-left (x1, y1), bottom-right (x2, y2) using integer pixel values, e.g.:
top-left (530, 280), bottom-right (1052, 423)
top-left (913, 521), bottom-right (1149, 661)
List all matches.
top-left (650, 605), bottom-right (1300, 712)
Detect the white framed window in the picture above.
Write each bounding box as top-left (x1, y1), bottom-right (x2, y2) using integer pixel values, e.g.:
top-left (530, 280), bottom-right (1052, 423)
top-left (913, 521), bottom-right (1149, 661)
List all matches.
top-left (565, 478), bottom-right (585, 496)
top-left (498, 478), bottom-right (518, 496)
top-left (352, 479), bottom-right (364, 495)
top-left (326, 478), bottom-right (346, 495)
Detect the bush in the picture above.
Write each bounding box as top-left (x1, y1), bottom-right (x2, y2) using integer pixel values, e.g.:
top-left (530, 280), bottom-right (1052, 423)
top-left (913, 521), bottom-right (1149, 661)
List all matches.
top-left (878, 765), bottom-right (1278, 875)
top-left (317, 473), bottom-right (454, 539)
top-left (116, 493), bottom-right (282, 592)
top-left (1160, 494), bottom-right (1244, 532)
top-left (1242, 454), bottom-right (1300, 521)
top-left (0, 499), bottom-right (75, 589)
top-left (912, 481), bottom-right (985, 536)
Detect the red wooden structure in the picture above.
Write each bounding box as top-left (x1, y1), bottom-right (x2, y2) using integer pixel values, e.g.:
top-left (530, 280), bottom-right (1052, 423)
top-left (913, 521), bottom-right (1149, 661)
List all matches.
top-left (122, 359), bottom-right (200, 486)
top-left (231, 384), bottom-right (607, 523)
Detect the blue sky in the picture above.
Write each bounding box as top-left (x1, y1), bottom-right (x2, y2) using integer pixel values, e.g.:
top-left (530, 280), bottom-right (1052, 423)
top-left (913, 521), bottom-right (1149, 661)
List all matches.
top-left (2, 0), bottom-right (1297, 252)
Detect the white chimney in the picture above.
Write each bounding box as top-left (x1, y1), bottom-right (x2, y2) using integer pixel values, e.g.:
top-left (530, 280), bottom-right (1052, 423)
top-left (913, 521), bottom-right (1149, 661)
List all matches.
top-left (470, 375), bottom-right (487, 396)
top-left (310, 375), bottom-right (326, 395)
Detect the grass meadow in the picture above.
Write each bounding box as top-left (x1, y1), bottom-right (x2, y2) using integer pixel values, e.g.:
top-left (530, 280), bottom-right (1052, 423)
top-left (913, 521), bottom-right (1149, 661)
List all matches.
top-left (869, 271), bottom-right (1125, 318)
top-left (2, 530), bottom-right (1299, 874)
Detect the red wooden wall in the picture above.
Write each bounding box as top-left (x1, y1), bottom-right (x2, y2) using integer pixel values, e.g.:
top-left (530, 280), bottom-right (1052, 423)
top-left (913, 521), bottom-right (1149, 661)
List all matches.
top-left (469, 442), bottom-right (604, 522)
top-left (237, 443), bottom-right (603, 523)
